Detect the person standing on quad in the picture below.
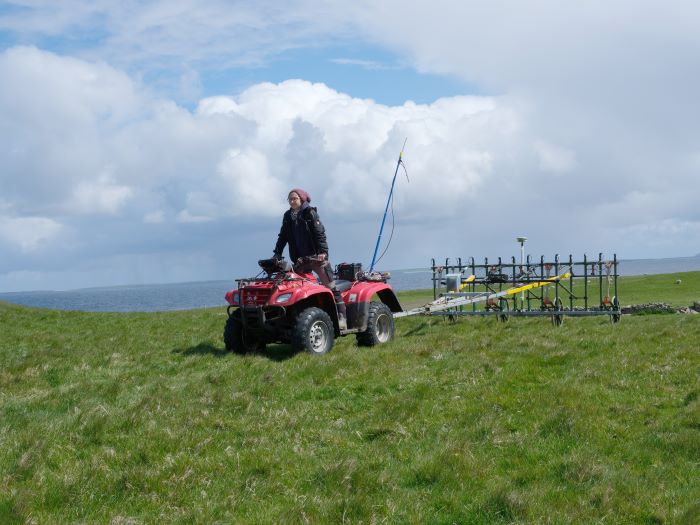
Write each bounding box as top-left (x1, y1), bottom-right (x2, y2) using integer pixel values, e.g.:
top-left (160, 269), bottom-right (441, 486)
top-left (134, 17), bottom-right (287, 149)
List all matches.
top-left (273, 188), bottom-right (348, 330)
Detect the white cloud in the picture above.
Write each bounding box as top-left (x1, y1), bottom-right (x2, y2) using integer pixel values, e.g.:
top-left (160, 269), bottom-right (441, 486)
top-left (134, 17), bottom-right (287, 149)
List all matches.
top-left (179, 80), bottom-right (517, 221)
top-left (196, 96), bottom-right (239, 116)
top-left (611, 219), bottom-right (700, 256)
top-left (1, 47), bottom-right (530, 288)
top-left (330, 58), bottom-right (396, 70)
top-left (143, 210), bottom-right (165, 224)
top-left (177, 66), bottom-right (203, 102)
top-left (214, 148), bottom-right (285, 216)
top-left (69, 173), bottom-right (134, 215)
top-left (0, 1), bottom-right (354, 75)
top-left (0, 45), bottom-right (144, 125)
top-left (534, 140), bottom-right (576, 174)
top-left (0, 215), bottom-right (64, 253)
top-left (0, 46), bottom-right (149, 218)
top-left (176, 208), bottom-right (215, 224)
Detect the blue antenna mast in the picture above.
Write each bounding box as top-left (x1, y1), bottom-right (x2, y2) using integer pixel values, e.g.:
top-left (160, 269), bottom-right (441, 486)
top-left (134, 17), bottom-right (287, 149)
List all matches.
top-left (369, 138), bottom-right (407, 272)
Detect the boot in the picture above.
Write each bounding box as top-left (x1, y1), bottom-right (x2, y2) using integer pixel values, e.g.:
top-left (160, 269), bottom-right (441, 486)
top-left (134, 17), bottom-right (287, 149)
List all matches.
top-left (336, 302), bottom-right (347, 330)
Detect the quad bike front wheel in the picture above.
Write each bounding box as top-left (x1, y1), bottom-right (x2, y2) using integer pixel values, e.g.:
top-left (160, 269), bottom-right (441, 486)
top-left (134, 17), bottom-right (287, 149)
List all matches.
top-left (224, 310), bottom-right (266, 354)
top-left (357, 302), bottom-right (395, 347)
top-left (292, 307), bottom-right (335, 355)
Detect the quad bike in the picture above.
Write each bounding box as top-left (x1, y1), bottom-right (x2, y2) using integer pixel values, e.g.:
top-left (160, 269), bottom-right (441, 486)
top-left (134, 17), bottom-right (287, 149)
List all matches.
top-left (224, 257), bottom-right (402, 355)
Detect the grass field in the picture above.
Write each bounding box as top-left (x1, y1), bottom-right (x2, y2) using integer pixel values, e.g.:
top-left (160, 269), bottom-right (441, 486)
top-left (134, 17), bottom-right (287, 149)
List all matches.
top-left (1, 273), bottom-right (699, 523)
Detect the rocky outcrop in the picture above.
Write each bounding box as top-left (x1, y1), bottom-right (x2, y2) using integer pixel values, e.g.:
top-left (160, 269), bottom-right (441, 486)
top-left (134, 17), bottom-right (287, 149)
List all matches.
top-left (622, 303), bottom-right (676, 314)
top-left (621, 302), bottom-right (700, 315)
top-left (676, 306), bottom-right (698, 314)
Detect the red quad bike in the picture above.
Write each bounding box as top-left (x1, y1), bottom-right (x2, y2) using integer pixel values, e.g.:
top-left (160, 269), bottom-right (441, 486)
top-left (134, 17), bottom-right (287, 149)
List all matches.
top-left (224, 257), bottom-right (402, 355)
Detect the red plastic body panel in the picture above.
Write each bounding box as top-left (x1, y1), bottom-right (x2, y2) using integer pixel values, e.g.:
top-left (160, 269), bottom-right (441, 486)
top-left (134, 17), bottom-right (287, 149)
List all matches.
top-left (225, 289), bottom-right (239, 306)
top-left (225, 271), bottom-right (329, 307)
top-left (340, 281), bottom-right (391, 304)
top-left (270, 278), bottom-right (334, 306)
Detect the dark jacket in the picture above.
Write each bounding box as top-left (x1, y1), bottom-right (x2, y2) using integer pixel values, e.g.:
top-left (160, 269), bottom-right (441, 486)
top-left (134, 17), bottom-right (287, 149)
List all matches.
top-left (274, 203), bottom-right (329, 262)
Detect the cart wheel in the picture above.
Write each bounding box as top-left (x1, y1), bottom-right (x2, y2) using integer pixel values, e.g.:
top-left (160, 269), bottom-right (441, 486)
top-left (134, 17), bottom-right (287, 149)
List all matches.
top-left (610, 296), bottom-right (621, 324)
top-left (551, 297), bottom-right (564, 327)
top-left (497, 298), bottom-right (509, 323)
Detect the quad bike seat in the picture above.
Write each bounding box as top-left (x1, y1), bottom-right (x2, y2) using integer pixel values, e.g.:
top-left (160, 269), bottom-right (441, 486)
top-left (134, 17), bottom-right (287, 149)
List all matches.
top-left (335, 280), bottom-right (353, 293)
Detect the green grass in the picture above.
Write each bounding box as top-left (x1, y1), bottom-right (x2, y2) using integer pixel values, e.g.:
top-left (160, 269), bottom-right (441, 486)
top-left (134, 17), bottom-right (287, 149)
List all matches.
top-left (1, 273), bottom-right (699, 523)
top-left (617, 271), bottom-right (700, 306)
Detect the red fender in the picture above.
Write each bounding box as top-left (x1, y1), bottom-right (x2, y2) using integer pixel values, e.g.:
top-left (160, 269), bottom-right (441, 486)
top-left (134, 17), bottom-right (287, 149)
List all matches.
top-left (342, 281), bottom-right (402, 312)
top-left (339, 281), bottom-right (402, 331)
top-left (261, 271), bottom-right (333, 307)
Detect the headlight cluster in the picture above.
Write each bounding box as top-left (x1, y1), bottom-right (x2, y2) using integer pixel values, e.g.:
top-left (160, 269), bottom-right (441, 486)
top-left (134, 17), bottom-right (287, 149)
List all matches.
top-left (275, 293), bottom-right (293, 303)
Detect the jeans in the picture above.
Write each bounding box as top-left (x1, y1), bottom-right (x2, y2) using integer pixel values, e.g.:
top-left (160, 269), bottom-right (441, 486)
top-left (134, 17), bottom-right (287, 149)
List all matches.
top-left (295, 259), bottom-right (346, 317)
top-left (295, 259), bottom-right (336, 289)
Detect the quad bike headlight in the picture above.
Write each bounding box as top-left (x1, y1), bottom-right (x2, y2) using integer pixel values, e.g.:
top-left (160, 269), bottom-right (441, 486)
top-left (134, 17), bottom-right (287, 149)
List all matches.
top-left (275, 293), bottom-right (293, 303)
top-left (225, 290), bottom-right (240, 306)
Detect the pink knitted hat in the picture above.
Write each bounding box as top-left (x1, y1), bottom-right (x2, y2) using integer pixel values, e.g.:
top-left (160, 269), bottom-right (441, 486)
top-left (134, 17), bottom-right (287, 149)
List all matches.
top-left (289, 188), bottom-right (311, 203)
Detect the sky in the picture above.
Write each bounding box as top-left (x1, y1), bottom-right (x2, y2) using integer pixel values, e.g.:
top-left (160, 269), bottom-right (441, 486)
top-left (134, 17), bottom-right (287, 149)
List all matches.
top-left (1, 0), bottom-right (699, 292)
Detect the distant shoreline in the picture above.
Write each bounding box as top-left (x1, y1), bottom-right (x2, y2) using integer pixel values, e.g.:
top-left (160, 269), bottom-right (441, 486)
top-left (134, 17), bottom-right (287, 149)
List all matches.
top-left (6, 255), bottom-right (700, 295)
top-left (1, 256), bottom-right (699, 312)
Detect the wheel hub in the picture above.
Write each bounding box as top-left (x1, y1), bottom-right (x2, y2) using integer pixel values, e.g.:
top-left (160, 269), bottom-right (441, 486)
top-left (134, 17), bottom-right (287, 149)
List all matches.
top-left (376, 313), bottom-right (391, 343)
top-left (309, 320), bottom-right (328, 352)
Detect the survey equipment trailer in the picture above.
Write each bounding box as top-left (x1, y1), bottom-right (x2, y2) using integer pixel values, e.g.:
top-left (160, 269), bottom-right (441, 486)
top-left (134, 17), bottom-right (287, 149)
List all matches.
top-left (224, 258), bottom-right (402, 355)
top-left (410, 253), bottom-right (621, 324)
top-left (395, 266), bottom-right (576, 322)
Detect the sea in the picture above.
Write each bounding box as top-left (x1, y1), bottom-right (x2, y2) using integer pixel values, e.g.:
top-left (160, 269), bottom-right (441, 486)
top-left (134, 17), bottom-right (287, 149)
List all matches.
top-left (1, 255), bottom-right (699, 313)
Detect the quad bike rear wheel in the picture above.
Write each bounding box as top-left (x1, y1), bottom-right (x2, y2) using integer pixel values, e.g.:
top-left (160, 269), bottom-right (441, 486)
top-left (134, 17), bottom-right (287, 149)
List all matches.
top-left (292, 307), bottom-right (335, 355)
top-left (357, 302), bottom-right (395, 347)
top-left (224, 310), bottom-right (266, 354)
